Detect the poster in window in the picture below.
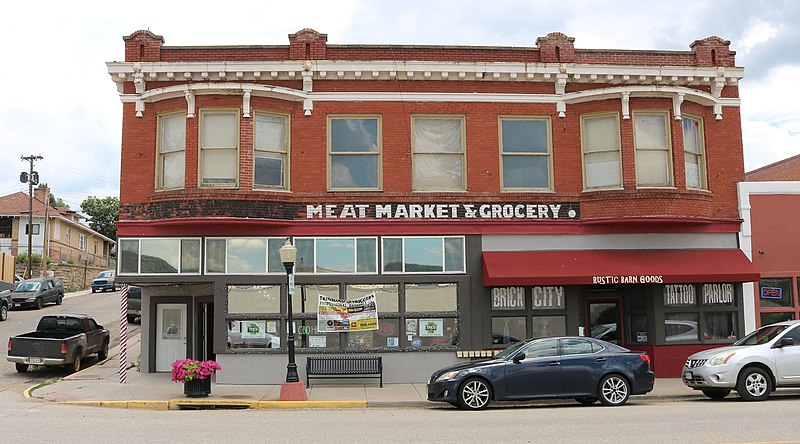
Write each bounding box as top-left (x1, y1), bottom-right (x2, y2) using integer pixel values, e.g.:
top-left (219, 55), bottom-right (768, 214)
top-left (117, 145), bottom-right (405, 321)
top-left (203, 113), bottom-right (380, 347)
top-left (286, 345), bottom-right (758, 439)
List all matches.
top-left (419, 319), bottom-right (444, 337)
top-left (317, 293), bottom-right (378, 332)
top-left (241, 321), bottom-right (266, 339)
top-left (309, 336), bottom-right (327, 348)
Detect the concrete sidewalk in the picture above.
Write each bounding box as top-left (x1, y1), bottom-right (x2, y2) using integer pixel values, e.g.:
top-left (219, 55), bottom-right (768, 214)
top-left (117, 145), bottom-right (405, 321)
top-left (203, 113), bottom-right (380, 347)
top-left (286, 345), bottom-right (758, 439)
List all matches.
top-left (26, 336), bottom-right (700, 410)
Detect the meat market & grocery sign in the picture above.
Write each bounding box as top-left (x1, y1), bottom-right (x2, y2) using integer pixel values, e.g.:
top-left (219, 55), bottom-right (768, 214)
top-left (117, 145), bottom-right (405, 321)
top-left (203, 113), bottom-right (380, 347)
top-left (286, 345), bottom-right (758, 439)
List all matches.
top-left (305, 202), bottom-right (579, 220)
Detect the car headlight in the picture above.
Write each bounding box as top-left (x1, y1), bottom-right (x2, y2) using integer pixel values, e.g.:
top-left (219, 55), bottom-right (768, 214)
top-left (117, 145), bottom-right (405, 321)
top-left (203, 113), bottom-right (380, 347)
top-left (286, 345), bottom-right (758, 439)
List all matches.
top-left (26, 297), bottom-right (36, 302)
top-left (708, 352), bottom-right (736, 366)
top-left (435, 370), bottom-right (461, 382)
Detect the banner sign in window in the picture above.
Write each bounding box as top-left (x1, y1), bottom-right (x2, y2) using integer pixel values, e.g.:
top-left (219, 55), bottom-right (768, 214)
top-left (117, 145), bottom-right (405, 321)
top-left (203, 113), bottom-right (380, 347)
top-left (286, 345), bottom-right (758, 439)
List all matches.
top-left (317, 293), bottom-right (378, 332)
top-left (761, 287), bottom-right (783, 299)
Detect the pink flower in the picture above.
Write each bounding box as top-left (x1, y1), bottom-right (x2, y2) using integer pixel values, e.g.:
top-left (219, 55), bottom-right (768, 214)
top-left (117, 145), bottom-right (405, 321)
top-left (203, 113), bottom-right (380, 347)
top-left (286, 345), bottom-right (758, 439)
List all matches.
top-left (171, 359), bottom-right (221, 383)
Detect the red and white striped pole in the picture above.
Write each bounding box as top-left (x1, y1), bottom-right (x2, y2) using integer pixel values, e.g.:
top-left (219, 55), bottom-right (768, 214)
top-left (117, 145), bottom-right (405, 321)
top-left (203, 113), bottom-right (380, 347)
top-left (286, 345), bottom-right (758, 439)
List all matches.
top-left (119, 285), bottom-right (128, 384)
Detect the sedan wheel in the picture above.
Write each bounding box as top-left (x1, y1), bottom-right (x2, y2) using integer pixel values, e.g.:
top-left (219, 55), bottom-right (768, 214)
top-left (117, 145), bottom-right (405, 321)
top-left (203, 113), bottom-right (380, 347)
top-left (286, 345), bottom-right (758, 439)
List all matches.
top-left (35, 298), bottom-right (43, 310)
top-left (598, 374), bottom-right (630, 406)
top-left (737, 367), bottom-right (771, 401)
top-left (702, 389), bottom-right (730, 400)
top-left (56, 293), bottom-right (63, 305)
top-left (0, 304), bottom-right (7, 321)
top-left (458, 377), bottom-right (492, 410)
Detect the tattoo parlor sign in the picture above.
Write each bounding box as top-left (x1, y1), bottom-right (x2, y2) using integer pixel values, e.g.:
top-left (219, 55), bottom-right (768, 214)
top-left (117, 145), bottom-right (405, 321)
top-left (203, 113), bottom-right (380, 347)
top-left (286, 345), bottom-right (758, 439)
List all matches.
top-left (306, 202), bottom-right (579, 220)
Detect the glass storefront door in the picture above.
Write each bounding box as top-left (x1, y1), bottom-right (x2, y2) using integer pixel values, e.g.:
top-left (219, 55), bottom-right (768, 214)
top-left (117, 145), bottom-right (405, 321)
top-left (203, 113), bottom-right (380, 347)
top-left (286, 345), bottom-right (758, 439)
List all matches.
top-left (587, 300), bottom-right (622, 345)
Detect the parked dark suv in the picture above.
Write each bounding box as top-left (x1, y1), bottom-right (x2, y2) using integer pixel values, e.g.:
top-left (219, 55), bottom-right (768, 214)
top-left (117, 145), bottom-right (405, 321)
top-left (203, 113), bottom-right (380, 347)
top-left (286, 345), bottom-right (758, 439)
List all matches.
top-left (0, 280), bottom-right (13, 321)
top-left (10, 277), bottom-right (65, 310)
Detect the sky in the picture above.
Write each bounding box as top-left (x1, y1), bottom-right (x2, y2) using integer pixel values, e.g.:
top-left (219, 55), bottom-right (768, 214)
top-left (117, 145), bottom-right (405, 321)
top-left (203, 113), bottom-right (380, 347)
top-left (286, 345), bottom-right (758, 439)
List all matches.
top-left (1, 0), bottom-right (798, 215)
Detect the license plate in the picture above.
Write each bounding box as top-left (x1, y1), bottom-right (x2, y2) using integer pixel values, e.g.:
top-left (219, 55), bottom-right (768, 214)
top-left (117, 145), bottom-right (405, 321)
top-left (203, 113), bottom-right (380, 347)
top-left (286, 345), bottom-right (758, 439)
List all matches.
top-left (12, 303), bottom-right (19, 308)
top-left (26, 357), bottom-right (43, 365)
top-left (684, 371), bottom-right (693, 380)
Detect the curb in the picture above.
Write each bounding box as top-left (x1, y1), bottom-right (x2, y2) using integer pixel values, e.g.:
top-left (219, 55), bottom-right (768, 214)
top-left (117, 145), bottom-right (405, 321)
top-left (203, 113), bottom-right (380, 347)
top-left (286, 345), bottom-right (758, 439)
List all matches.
top-left (56, 399), bottom-right (370, 410)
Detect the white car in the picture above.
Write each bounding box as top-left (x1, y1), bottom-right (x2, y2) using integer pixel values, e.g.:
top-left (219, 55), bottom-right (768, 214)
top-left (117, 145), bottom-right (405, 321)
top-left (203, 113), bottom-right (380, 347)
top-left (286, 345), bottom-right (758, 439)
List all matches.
top-left (682, 320), bottom-right (800, 401)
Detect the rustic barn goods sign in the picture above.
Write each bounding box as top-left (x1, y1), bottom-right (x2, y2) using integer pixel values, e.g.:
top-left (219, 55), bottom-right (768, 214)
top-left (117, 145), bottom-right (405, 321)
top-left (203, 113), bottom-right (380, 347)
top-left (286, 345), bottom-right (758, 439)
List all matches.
top-left (305, 202), bottom-right (579, 220)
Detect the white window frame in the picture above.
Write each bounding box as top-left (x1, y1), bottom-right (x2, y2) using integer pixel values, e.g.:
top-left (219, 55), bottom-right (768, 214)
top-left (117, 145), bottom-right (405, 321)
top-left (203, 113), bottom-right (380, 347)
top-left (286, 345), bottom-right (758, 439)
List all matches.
top-left (156, 111), bottom-right (186, 190)
top-left (327, 115), bottom-right (382, 191)
top-left (253, 111), bottom-right (290, 190)
top-left (199, 109), bottom-right (240, 187)
top-left (204, 237), bottom-right (287, 275)
top-left (633, 111), bottom-right (673, 187)
top-left (499, 116), bottom-right (553, 191)
top-left (580, 113), bottom-right (622, 191)
top-left (79, 234), bottom-right (87, 251)
top-left (118, 237), bottom-right (203, 275)
top-left (682, 114), bottom-right (708, 190)
top-left (411, 115), bottom-right (466, 192)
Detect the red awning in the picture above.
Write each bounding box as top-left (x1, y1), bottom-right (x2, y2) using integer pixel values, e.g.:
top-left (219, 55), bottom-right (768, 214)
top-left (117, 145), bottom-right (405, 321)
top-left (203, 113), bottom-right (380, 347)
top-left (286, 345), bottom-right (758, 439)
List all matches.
top-left (482, 249), bottom-right (760, 287)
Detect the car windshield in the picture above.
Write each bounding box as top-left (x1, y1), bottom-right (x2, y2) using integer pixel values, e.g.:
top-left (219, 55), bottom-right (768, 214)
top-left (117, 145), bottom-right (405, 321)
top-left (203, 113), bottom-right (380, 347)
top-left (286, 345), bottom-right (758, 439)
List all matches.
top-left (98, 271), bottom-right (113, 278)
top-left (494, 340), bottom-right (529, 360)
top-left (734, 324), bottom-right (789, 346)
top-left (15, 282), bottom-right (41, 292)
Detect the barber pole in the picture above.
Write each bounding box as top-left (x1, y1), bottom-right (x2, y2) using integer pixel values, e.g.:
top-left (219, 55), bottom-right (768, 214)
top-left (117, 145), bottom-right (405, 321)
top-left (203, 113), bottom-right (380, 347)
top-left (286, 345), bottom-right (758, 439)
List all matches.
top-left (119, 285), bottom-right (128, 384)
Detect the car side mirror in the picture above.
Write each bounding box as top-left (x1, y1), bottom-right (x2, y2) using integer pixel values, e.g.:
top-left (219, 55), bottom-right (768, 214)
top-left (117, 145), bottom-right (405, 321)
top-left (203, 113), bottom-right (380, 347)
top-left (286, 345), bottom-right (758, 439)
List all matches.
top-left (513, 352), bottom-right (525, 363)
top-left (96, 325), bottom-right (104, 330)
top-left (777, 337), bottom-right (795, 348)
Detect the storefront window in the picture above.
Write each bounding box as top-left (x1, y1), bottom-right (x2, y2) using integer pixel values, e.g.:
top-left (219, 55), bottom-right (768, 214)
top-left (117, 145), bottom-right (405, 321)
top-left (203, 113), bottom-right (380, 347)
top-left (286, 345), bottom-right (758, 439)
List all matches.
top-left (382, 236), bottom-right (465, 273)
top-left (119, 239), bottom-right (139, 274)
top-left (227, 238), bottom-right (267, 274)
top-left (491, 317), bottom-right (526, 345)
top-left (206, 239), bottom-right (225, 273)
top-left (140, 239), bottom-right (180, 273)
top-left (405, 283), bottom-right (457, 311)
top-left (761, 312), bottom-right (794, 326)
top-left (705, 313), bottom-right (737, 340)
top-left (759, 278), bottom-right (794, 309)
top-left (294, 284), bottom-right (338, 315)
top-left (406, 318), bottom-right (459, 346)
top-left (293, 237), bottom-right (377, 274)
top-left (531, 315), bottom-right (566, 338)
top-left (346, 284), bottom-right (399, 312)
top-left (180, 239), bottom-right (201, 273)
top-left (228, 285), bottom-right (280, 314)
top-left (345, 319), bottom-right (401, 350)
top-left (664, 313), bottom-right (699, 342)
top-left (227, 320), bottom-right (280, 349)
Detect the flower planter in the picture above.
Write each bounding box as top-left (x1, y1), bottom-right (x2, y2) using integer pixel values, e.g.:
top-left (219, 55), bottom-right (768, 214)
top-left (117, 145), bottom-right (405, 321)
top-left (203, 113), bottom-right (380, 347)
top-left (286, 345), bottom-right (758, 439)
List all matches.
top-left (183, 378), bottom-right (212, 397)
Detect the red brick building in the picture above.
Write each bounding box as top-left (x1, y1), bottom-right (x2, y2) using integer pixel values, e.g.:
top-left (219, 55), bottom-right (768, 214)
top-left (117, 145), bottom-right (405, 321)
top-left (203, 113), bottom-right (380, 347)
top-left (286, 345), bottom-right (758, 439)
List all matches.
top-left (739, 154), bottom-right (800, 332)
top-left (108, 29), bottom-right (757, 381)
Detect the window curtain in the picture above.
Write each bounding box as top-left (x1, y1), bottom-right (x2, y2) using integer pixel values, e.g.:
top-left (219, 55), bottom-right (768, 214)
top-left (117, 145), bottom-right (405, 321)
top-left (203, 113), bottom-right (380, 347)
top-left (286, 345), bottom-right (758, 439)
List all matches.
top-left (414, 119), bottom-right (464, 189)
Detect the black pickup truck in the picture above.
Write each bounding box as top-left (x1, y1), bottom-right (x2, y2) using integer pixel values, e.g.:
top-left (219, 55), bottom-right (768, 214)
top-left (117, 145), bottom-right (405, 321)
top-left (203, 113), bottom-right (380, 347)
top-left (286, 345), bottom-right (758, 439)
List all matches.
top-left (7, 314), bottom-right (110, 373)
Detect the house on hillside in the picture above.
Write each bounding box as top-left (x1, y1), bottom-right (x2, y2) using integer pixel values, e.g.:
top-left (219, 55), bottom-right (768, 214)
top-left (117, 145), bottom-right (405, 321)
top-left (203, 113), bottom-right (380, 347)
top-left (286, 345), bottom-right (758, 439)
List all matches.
top-left (739, 154), bottom-right (800, 330)
top-left (109, 29), bottom-right (756, 380)
top-left (0, 186), bottom-right (115, 271)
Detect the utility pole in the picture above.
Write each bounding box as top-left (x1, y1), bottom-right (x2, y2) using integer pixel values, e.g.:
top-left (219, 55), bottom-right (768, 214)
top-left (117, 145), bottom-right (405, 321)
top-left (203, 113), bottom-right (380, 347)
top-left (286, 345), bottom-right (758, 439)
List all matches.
top-left (20, 155), bottom-right (43, 279)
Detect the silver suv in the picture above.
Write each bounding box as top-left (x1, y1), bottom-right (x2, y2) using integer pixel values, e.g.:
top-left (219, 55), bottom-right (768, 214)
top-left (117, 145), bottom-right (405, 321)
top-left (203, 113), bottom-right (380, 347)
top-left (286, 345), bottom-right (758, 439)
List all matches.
top-left (682, 320), bottom-right (800, 401)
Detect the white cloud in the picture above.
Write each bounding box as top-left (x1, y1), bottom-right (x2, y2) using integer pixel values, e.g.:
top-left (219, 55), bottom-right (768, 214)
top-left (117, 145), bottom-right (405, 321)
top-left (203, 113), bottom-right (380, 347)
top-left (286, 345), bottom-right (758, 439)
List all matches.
top-left (739, 20), bottom-right (779, 54)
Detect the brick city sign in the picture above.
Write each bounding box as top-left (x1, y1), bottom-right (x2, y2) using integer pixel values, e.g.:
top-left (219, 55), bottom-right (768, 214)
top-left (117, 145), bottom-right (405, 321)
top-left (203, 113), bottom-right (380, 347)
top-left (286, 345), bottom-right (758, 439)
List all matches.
top-left (305, 202), bottom-right (579, 220)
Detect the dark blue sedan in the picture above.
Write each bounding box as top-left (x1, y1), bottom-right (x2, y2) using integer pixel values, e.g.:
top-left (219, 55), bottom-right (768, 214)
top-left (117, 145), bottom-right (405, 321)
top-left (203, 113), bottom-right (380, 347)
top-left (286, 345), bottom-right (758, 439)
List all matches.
top-left (427, 336), bottom-right (654, 410)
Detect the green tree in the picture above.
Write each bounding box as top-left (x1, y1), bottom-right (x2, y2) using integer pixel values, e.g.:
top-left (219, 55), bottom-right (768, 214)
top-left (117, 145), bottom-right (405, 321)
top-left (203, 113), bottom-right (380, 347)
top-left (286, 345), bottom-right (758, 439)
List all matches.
top-left (80, 196), bottom-right (119, 241)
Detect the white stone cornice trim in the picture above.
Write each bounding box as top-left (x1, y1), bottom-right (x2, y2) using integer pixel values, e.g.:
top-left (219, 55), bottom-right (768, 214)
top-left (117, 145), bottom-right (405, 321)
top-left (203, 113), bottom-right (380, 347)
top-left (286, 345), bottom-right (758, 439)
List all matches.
top-left (107, 60), bottom-right (744, 86)
top-left (117, 83), bottom-right (740, 118)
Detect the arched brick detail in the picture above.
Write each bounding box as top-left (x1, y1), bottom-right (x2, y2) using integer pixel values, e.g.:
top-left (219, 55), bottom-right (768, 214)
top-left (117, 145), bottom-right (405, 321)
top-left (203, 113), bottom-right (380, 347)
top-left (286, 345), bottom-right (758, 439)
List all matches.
top-left (691, 36), bottom-right (735, 67)
top-left (536, 32), bottom-right (575, 63)
top-left (288, 28), bottom-right (327, 60)
top-left (123, 30), bottom-right (165, 62)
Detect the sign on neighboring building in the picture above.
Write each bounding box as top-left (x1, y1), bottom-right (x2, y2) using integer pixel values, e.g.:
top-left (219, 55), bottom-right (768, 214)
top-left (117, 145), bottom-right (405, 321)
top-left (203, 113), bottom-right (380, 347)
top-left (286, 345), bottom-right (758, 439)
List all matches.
top-left (532, 286), bottom-right (565, 309)
top-left (492, 287), bottom-right (525, 310)
top-left (317, 293), bottom-right (378, 332)
top-left (664, 284), bottom-right (696, 306)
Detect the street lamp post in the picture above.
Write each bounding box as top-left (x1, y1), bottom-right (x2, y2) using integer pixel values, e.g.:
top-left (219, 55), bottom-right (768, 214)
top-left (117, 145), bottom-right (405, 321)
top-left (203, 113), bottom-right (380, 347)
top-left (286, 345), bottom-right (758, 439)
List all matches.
top-left (278, 238), bottom-right (307, 401)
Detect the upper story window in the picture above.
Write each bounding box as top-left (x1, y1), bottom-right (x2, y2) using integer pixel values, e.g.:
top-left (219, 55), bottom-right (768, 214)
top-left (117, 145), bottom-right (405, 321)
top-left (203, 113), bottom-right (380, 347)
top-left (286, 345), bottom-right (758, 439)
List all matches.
top-left (500, 117), bottom-right (552, 191)
top-left (200, 109), bottom-right (239, 187)
top-left (94, 239), bottom-right (98, 254)
top-left (25, 224), bottom-right (40, 235)
top-left (254, 113), bottom-right (289, 189)
top-left (156, 113), bottom-right (185, 190)
top-left (79, 234), bottom-right (87, 251)
top-left (682, 115), bottom-right (707, 190)
top-left (412, 116), bottom-right (465, 191)
top-left (65, 227), bottom-right (71, 245)
top-left (328, 116), bottom-right (381, 191)
top-left (633, 111), bottom-right (673, 187)
top-left (581, 113), bottom-right (621, 190)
